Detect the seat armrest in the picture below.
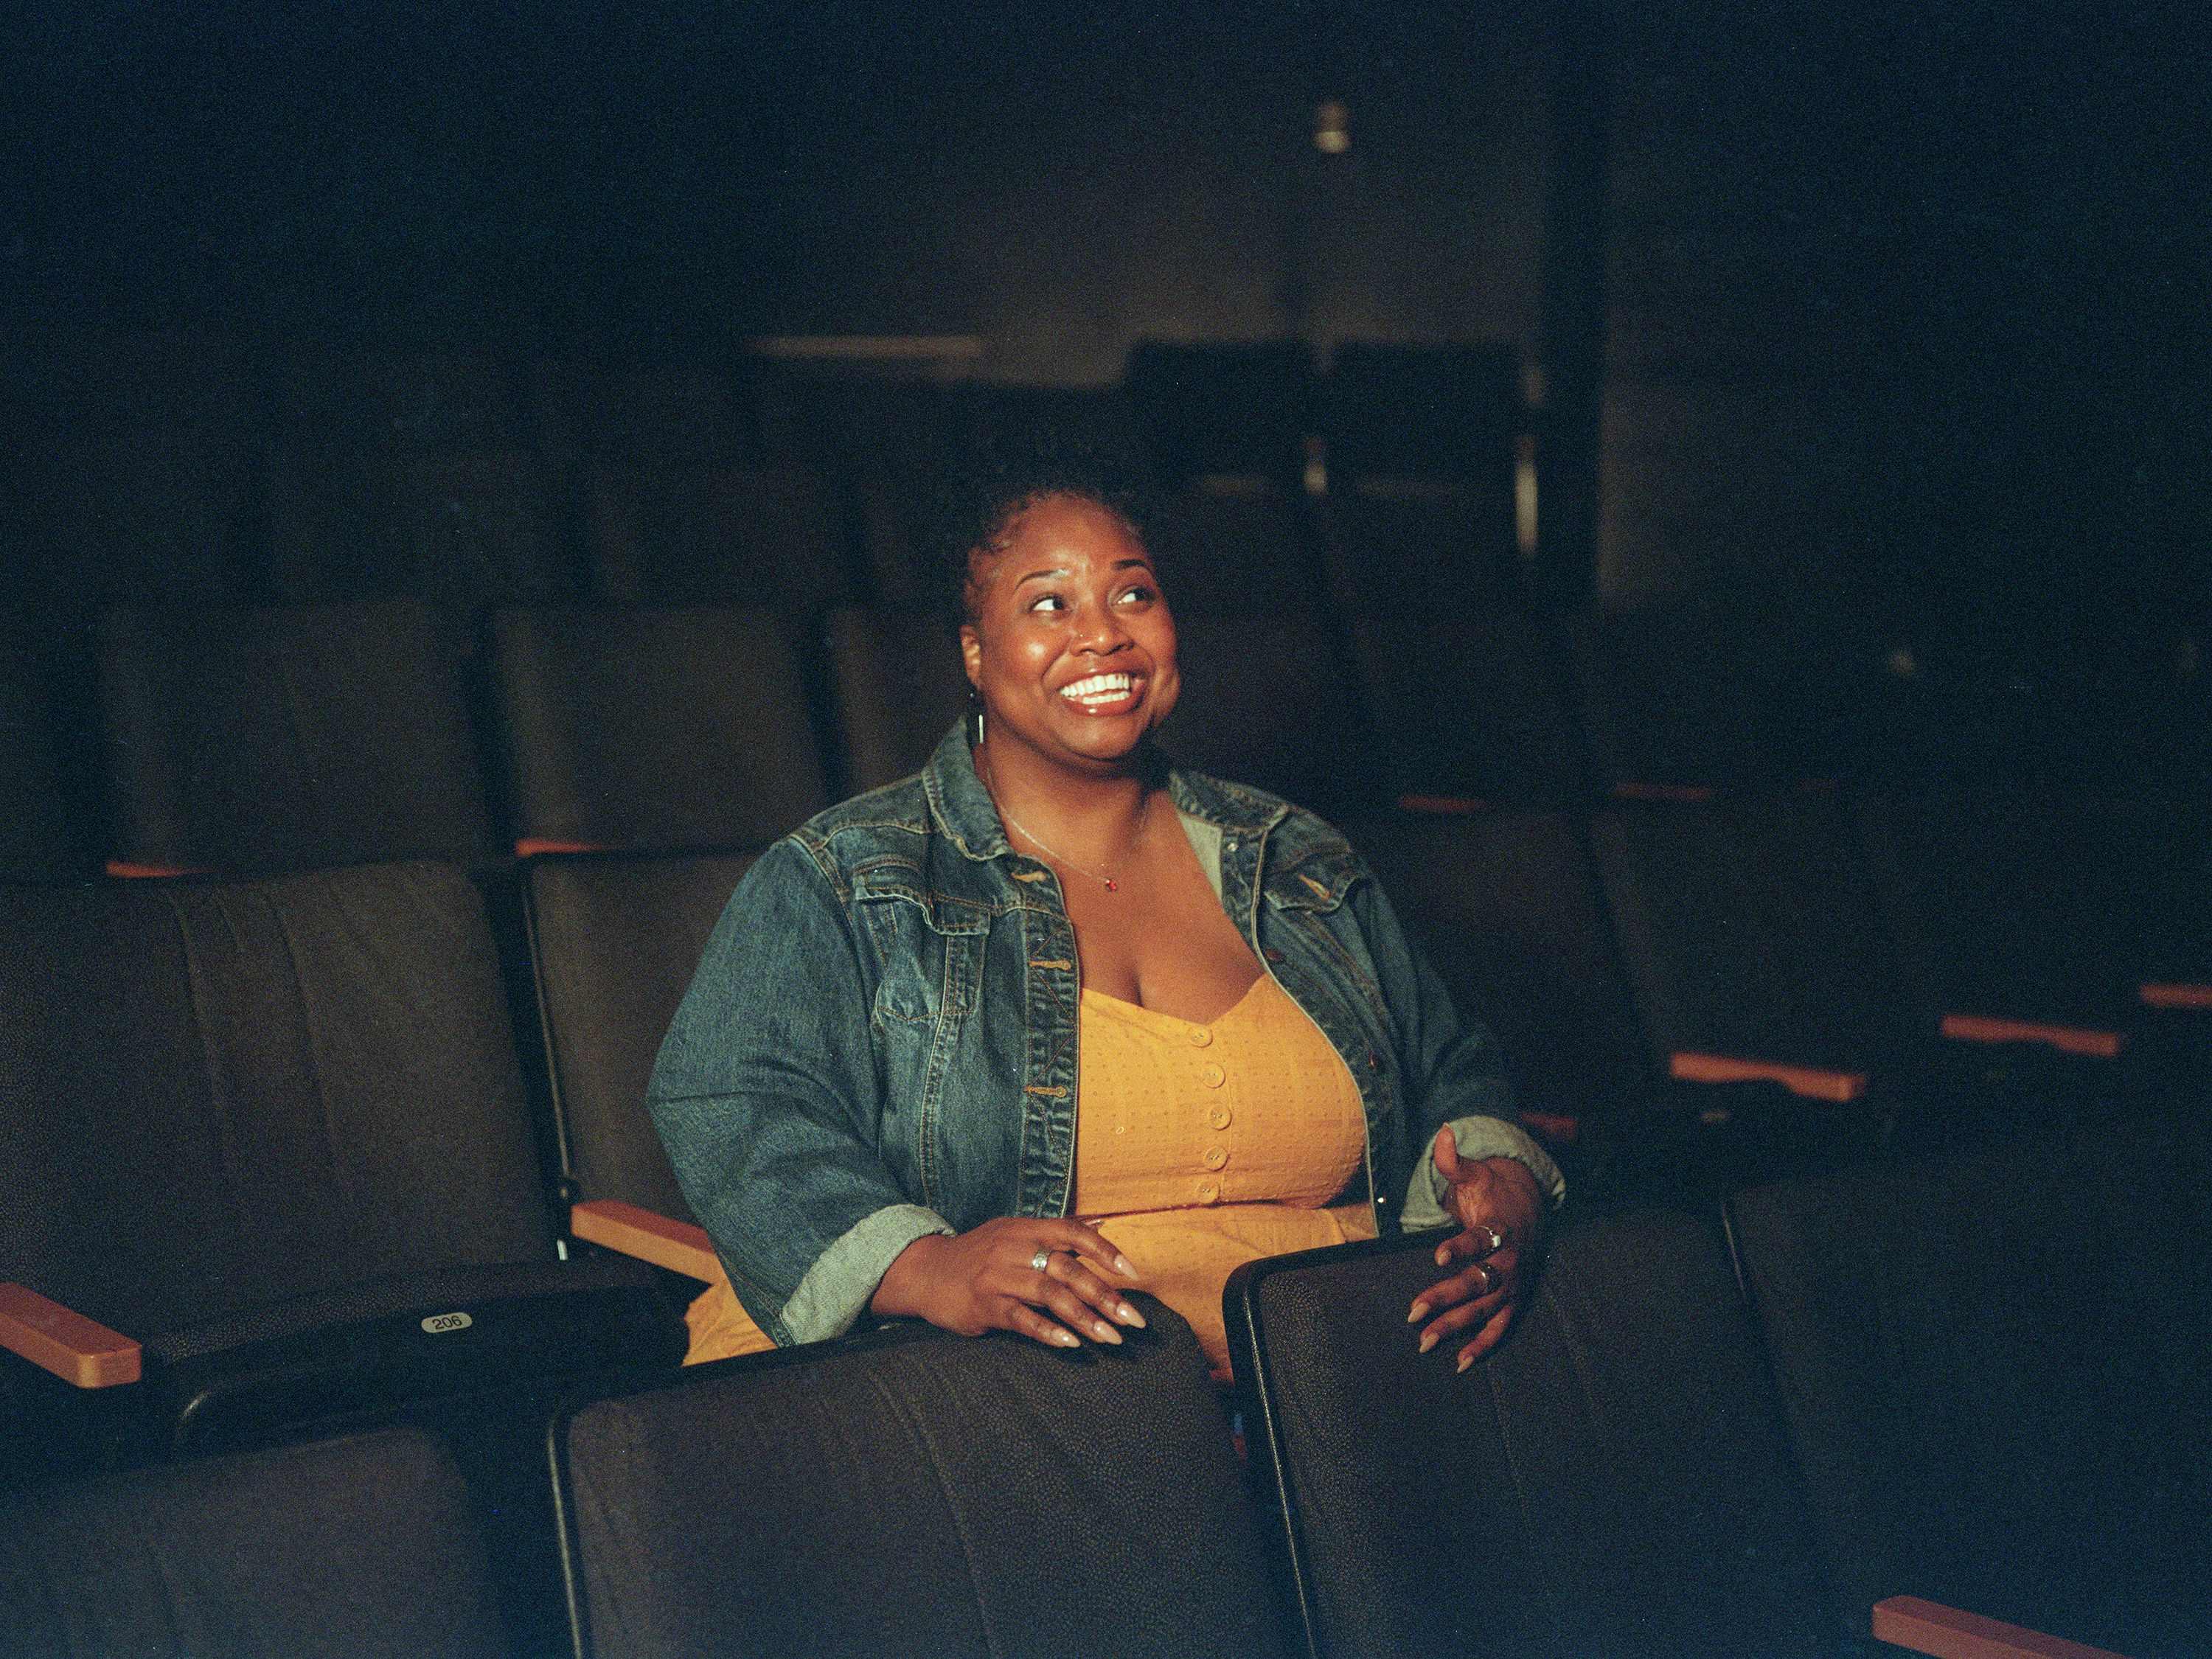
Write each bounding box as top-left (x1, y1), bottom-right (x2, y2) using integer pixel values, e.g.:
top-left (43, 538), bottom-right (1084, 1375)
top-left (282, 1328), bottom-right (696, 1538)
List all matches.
top-left (0, 1283), bottom-right (143, 1388)
top-left (1396, 793), bottom-right (1493, 816)
top-left (2140, 982), bottom-right (2212, 1010)
top-left (1669, 1050), bottom-right (1868, 1102)
top-left (569, 1200), bottom-right (719, 1281)
top-left (1872, 1596), bottom-right (2132, 1659)
top-left (1939, 1015), bottom-right (2124, 1059)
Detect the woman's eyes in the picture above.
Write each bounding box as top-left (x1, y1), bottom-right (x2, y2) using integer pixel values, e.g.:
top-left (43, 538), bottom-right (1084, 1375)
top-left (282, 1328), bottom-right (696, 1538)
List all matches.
top-left (1023, 585), bottom-right (1156, 615)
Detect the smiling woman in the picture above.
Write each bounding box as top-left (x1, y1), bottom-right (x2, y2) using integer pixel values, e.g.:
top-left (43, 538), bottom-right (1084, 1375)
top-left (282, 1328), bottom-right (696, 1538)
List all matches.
top-left (650, 446), bottom-right (1564, 1380)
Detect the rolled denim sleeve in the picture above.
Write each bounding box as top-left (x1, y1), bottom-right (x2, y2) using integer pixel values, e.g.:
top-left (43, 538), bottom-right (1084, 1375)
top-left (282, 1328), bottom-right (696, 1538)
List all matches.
top-left (1349, 859), bottom-right (1567, 1225)
top-left (1399, 1116), bottom-right (1568, 1232)
top-left (649, 838), bottom-right (945, 1346)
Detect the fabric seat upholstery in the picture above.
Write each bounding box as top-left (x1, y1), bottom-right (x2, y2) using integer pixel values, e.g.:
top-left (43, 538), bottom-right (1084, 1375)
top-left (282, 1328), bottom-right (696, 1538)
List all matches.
top-left (96, 601), bottom-right (495, 874)
top-left (0, 1426), bottom-right (511, 1658)
top-left (1225, 1218), bottom-right (1831, 1659)
top-left (1727, 1118), bottom-right (2212, 1658)
top-left (0, 862), bottom-right (678, 1476)
top-left (556, 1311), bottom-right (1292, 1659)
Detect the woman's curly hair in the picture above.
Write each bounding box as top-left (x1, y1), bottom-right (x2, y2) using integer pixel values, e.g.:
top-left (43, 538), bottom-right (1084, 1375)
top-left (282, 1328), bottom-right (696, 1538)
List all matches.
top-left (919, 434), bottom-right (1160, 636)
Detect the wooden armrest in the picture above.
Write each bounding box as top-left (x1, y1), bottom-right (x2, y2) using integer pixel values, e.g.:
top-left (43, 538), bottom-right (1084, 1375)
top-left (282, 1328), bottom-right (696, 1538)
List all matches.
top-left (104, 860), bottom-right (209, 880)
top-left (0, 1283), bottom-right (142, 1388)
top-left (570, 1200), bottom-right (720, 1281)
top-left (2140, 982), bottom-right (2212, 1011)
top-left (1396, 793), bottom-right (1493, 816)
top-left (1940, 1015), bottom-right (2124, 1059)
top-left (1872, 1596), bottom-right (2132, 1659)
top-left (1669, 1050), bottom-right (1868, 1103)
top-left (515, 838), bottom-right (616, 858)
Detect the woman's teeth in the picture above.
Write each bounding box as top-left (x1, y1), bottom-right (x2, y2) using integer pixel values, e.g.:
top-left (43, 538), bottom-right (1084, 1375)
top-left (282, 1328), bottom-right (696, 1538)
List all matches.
top-left (1060, 672), bottom-right (1134, 707)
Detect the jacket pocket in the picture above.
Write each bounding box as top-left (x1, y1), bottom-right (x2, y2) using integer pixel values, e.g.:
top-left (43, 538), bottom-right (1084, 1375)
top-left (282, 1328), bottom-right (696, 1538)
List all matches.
top-left (855, 866), bottom-right (989, 1023)
top-left (1262, 847), bottom-right (1368, 915)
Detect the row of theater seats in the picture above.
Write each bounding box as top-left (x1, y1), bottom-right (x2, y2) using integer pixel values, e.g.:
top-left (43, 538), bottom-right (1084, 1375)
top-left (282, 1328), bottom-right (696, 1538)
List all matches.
top-left (5, 817), bottom-right (2203, 1480)
top-left (9, 327), bottom-right (2202, 801)
top-left (7, 1116), bottom-right (2204, 1658)
top-left (4, 582), bottom-right (2208, 886)
top-left (2, 334), bottom-right (1521, 619)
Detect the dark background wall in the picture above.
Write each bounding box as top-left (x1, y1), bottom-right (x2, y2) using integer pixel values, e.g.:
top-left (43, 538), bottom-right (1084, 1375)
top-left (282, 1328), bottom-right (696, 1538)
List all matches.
top-left (4, 0), bottom-right (2203, 637)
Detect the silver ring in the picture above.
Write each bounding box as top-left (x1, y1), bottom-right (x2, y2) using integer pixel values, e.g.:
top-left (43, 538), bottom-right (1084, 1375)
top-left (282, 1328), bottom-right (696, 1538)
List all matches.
top-left (1472, 1223), bottom-right (1506, 1256)
top-left (1029, 1248), bottom-right (1054, 1274)
top-left (1473, 1262), bottom-right (1498, 1296)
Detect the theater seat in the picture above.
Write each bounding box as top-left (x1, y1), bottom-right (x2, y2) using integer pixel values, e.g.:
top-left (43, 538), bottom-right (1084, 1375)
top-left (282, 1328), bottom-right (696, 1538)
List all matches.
top-left (554, 1311), bottom-right (1290, 1659)
top-left (821, 606), bottom-right (972, 794)
top-left (0, 862), bottom-right (681, 1484)
top-left (1727, 1118), bottom-right (2212, 1659)
top-left (95, 601), bottom-right (497, 876)
top-left (0, 1425), bottom-right (513, 1658)
top-left (522, 852), bottom-right (757, 1278)
top-left (489, 606), bottom-right (829, 855)
top-left (1225, 1217), bottom-right (1832, 1659)
top-left (584, 460), bottom-right (858, 612)
top-left (264, 446), bottom-right (577, 613)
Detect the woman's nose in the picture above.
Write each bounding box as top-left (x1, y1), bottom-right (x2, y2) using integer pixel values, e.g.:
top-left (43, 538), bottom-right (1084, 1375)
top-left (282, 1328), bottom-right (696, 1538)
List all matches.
top-left (1073, 602), bottom-right (1130, 652)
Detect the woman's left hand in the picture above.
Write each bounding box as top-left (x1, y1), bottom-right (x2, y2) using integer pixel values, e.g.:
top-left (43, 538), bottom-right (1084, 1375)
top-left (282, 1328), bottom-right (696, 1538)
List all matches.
top-left (1408, 1127), bottom-right (1544, 1372)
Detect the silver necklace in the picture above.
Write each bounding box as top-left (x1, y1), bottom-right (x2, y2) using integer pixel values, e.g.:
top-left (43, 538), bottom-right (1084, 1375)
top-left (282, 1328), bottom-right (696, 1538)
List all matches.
top-left (981, 754), bottom-right (1150, 893)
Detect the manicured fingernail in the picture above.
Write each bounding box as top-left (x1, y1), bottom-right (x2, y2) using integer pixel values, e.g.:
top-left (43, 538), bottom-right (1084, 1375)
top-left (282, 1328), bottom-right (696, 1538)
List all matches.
top-left (1113, 1254), bottom-right (1137, 1278)
top-left (1418, 1330), bottom-right (1438, 1354)
top-left (1116, 1301), bottom-right (1147, 1327)
top-left (1406, 1301), bottom-right (1430, 1324)
top-left (1093, 1321), bottom-right (1122, 1344)
top-left (1456, 1352), bottom-right (1475, 1374)
top-left (1436, 1246), bottom-right (1451, 1267)
top-left (1054, 1329), bottom-right (1080, 1347)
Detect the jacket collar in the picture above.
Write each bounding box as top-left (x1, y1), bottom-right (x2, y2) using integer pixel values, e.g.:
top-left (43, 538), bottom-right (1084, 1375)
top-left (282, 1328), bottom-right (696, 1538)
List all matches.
top-left (922, 724), bottom-right (1287, 863)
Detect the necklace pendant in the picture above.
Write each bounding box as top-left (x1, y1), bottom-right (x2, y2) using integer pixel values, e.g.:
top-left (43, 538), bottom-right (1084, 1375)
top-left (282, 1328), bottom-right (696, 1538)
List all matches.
top-left (1103, 878), bottom-right (1119, 892)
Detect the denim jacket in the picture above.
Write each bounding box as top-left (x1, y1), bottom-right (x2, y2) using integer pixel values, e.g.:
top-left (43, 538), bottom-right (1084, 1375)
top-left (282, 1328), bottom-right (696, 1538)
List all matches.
top-left (650, 727), bottom-right (1564, 1347)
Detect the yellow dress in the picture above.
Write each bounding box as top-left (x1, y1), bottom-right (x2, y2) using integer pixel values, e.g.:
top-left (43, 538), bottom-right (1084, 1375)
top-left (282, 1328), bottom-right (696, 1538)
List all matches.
top-left (681, 973), bottom-right (1376, 1374)
top-left (1074, 975), bottom-right (1376, 1377)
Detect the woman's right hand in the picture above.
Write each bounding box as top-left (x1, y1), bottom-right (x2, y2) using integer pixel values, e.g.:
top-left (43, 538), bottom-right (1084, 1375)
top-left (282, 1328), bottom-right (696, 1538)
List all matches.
top-left (872, 1217), bottom-right (1148, 1349)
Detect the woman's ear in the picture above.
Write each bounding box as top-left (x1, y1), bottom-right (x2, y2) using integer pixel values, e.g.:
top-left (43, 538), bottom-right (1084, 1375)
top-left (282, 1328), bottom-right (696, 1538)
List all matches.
top-left (959, 625), bottom-right (982, 689)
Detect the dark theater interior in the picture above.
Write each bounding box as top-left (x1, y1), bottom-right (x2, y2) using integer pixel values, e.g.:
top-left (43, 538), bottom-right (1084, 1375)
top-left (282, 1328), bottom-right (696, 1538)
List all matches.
top-left (1, 3), bottom-right (2206, 1655)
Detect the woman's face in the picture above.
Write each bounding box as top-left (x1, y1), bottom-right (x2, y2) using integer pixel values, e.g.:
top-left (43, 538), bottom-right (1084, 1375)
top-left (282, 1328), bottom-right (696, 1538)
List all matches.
top-left (959, 492), bottom-right (1179, 776)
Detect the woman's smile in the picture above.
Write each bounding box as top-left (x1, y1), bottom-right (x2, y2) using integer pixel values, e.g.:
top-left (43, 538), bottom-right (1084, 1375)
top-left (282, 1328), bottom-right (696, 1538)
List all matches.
top-left (1058, 669), bottom-right (1141, 713)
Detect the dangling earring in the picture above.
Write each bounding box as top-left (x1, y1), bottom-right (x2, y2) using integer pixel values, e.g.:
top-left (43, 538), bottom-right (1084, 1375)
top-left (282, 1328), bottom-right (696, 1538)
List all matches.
top-left (967, 687), bottom-right (986, 748)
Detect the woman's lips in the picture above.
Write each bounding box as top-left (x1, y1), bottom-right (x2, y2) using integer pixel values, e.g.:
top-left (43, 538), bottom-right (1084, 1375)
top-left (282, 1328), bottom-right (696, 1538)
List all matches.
top-left (1062, 668), bottom-right (1150, 717)
top-left (1057, 670), bottom-right (1140, 712)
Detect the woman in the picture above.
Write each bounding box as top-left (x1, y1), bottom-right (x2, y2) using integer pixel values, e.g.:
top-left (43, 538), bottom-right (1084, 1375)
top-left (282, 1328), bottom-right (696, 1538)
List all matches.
top-left (650, 460), bottom-right (1562, 1380)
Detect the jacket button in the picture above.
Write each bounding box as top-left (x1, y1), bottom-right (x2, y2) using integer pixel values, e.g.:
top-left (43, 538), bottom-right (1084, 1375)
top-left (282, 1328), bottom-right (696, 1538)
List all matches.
top-left (1202, 1144), bottom-right (1228, 1170)
top-left (1223, 839), bottom-right (1238, 853)
top-left (1366, 1052), bottom-right (1381, 1071)
top-left (1201, 1062), bottom-right (1225, 1088)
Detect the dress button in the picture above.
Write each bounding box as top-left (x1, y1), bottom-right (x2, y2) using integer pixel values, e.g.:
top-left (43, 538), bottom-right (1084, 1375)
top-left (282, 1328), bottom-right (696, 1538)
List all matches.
top-left (1188, 1026), bottom-right (1213, 1048)
top-left (1207, 1105), bottom-right (1232, 1130)
top-left (1202, 1144), bottom-right (1228, 1170)
top-left (1196, 1180), bottom-right (1220, 1204)
top-left (1201, 1062), bottom-right (1225, 1088)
